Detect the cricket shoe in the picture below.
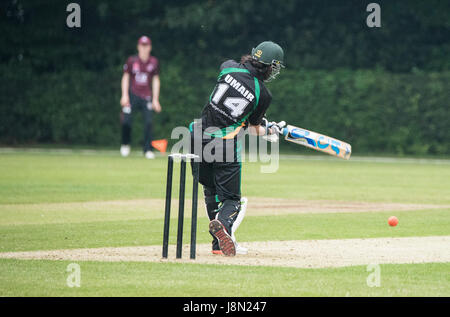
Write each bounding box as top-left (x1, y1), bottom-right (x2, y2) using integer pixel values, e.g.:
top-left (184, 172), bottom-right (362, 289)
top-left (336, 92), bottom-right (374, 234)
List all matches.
top-left (120, 145), bottom-right (130, 157)
top-left (211, 238), bottom-right (221, 255)
top-left (235, 243), bottom-right (248, 255)
top-left (211, 238), bottom-right (247, 255)
top-left (212, 244), bottom-right (247, 256)
top-left (209, 219), bottom-right (236, 256)
top-left (144, 151), bottom-right (155, 159)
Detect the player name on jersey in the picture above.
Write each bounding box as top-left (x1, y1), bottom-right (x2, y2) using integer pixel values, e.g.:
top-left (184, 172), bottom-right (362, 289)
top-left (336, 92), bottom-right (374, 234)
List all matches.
top-left (224, 74), bottom-right (255, 102)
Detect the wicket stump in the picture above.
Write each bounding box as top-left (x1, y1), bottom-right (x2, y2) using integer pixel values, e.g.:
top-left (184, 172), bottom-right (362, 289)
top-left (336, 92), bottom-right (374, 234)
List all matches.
top-left (162, 153), bottom-right (200, 259)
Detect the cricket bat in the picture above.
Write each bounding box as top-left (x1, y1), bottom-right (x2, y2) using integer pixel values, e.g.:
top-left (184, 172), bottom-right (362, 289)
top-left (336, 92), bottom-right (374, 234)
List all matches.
top-left (282, 124), bottom-right (352, 160)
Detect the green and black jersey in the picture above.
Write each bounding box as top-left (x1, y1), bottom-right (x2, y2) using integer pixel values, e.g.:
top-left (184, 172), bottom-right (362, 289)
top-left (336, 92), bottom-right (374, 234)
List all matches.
top-left (200, 60), bottom-right (272, 139)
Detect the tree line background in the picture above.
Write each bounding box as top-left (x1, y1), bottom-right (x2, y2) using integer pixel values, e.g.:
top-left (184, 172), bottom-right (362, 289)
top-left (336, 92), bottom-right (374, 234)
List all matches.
top-left (1, 0), bottom-right (449, 155)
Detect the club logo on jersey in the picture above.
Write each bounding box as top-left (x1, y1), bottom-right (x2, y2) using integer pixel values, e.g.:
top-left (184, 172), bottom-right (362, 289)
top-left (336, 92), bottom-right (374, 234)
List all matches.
top-left (132, 62), bottom-right (140, 73)
top-left (146, 64), bottom-right (154, 72)
top-left (135, 72), bottom-right (148, 85)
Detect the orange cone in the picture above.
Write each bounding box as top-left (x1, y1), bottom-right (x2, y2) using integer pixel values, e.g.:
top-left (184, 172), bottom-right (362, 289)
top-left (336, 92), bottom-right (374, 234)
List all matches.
top-left (151, 139), bottom-right (168, 153)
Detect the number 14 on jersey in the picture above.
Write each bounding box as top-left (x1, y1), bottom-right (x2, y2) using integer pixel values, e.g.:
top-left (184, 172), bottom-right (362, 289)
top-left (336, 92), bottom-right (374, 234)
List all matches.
top-left (211, 83), bottom-right (249, 118)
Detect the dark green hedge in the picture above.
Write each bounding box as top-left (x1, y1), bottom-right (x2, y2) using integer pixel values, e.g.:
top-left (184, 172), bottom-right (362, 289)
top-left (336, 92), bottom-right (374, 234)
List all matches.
top-left (1, 59), bottom-right (448, 155)
top-left (2, 0), bottom-right (449, 72)
top-left (268, 69), bottom-right (450, 155)
top-left (1, 0), bottom-right (449, 155)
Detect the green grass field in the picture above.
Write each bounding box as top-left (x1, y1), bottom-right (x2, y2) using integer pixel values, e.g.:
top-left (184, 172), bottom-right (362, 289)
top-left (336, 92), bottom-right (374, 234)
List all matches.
top-left (0, 149), bottom-right (449, 296)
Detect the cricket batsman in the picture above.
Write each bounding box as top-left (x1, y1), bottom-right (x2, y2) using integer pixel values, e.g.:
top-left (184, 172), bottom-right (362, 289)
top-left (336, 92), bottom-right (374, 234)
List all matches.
top-left (190, 41), bottom-right (285, 256)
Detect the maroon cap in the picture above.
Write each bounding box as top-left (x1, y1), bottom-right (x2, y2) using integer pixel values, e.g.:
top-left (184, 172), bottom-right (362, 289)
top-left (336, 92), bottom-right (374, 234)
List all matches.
top-left (138, 36), bottom-right (151, 45)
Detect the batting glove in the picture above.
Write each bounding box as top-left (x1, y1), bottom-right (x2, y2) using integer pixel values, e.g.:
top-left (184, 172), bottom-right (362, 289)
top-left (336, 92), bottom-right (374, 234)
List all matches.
top-left (267, 121), bottom-right (286, 135)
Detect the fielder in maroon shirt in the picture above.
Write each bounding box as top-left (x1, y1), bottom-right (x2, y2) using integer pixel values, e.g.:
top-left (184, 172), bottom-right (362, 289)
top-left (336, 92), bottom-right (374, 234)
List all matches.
top-left (120, 35), bottom-right (161, 159)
